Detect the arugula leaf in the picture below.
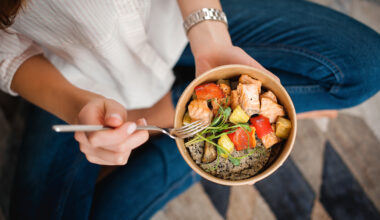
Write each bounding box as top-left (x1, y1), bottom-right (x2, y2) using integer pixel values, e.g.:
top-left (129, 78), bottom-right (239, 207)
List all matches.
top-left (229, 157), bottom-right (241, 166)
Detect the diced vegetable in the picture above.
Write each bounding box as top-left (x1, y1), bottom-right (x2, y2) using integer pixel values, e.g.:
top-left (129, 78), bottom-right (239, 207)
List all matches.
top-left (230, 90), bottom-right (239, 110)
top-left (217, 79), bottom-right (230, 86)
top-left (227, 127), bottom-right (256, 151)
top-left (202, 141), bottom-right (217, 163)
top-left (229, 105), bottom-right (250, 124)
top-left (250, 115), bottom-right (273, 139)
top-left (276, 117), bottom-right (292, 139)
top-left (218, 83), bottom-right (231, 96)
top-left (262, 132), bottom-right (280, 148)
top-left (217, 134), bottom-right (235, 158)
top-left (250, 126), bottom-right (256, 148)
top-left (192, 92), bottom-right (197, 100)
top-left (195, 83), bottom-right (224, 100)
top-left (183, 112), bottom-right (192, 125)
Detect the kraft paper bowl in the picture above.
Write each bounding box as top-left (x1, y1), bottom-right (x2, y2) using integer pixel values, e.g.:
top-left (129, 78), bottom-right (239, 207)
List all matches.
top-left (174, 64), bottom-right (297, 186)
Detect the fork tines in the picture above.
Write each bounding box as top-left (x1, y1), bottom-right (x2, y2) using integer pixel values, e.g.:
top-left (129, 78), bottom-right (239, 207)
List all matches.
top-left (174, 120), bottom-right (209, 138)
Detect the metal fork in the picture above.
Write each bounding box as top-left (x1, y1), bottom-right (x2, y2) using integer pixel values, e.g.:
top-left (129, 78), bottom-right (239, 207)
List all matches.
top-left (52, 120), bottom-right (209, 139)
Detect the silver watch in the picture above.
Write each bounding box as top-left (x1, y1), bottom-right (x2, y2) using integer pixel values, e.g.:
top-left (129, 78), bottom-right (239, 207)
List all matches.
top-left (183, 8), bottom-right (228, 34)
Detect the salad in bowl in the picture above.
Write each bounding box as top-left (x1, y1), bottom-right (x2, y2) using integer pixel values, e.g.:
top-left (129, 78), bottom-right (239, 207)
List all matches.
top-left (174, 65), bottom-right (296, 185)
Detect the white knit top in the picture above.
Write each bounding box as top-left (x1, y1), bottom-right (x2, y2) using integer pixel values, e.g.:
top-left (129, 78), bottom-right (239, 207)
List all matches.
top-left (0, 0), bottom-right (188, 109)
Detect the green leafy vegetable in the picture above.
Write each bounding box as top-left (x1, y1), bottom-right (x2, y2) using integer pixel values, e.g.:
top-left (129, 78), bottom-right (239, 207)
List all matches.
top-left (229, 157), bottom-right (240, 166)
top-left (186, 104), bottom-right (258, 166)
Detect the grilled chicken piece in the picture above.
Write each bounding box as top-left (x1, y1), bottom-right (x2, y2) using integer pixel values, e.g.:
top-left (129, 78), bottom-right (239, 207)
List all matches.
top-left (231, 90), bottom-right (239, 110)
top-left (211, 96), bottom-right (231, 115)
top-left (260, 90), bottom-right (277, 103)
top-left (260, 97), bottom-right (285, 123)
top-left (188, 99), bottom-right (213, 124)
top-left (210, 82), bottom-right (231, 115)
top-left (239, 75), bottom-right (262, 93)
top-left (219, 83), bottom-right (231, 96)
top-left (237, 83), bottom-right (260, 116)
top-left (262, 132), bottom-right (280, 148)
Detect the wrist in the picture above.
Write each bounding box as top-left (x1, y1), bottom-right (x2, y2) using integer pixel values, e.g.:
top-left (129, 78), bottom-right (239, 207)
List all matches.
top-left (188, 20), bottom-right (232, 58)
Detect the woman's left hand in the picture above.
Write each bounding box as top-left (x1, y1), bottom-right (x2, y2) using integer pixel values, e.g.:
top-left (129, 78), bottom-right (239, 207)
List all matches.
top-left (187, 21), bottom-right (279, 82)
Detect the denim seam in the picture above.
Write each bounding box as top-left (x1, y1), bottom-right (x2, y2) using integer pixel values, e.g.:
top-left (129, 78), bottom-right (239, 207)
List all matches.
top-left (136, 170), bottom-right (196, 220)
top-left (285, 85), bottom-right (326, 93)
top-left (247, 44), bottom-right (344, 93)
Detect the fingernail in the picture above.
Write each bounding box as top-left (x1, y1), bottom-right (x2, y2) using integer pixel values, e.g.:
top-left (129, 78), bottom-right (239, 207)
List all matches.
top-left (110, 113), bottom-right (122, 121)
top-left (127, 123), bottom-right (137, 134)
top-left (141, 118), bottom-right (147, 125)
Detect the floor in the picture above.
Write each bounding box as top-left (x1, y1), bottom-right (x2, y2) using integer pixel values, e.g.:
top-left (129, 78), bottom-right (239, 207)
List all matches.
top-left (152, 0), bottom-right (380, 219)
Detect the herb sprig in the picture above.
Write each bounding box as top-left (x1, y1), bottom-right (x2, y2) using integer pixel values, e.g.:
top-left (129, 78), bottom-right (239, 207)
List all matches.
top-left (185, 102), bottom-right (257, 167)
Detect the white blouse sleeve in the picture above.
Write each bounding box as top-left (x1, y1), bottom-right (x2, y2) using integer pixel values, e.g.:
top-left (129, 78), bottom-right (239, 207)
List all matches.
top-left (0, 30), bottom-right (43, 95)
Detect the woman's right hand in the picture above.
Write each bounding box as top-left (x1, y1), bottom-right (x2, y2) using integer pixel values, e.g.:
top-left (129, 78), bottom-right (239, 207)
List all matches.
top-left (74, 98), bottom-right (149, 165)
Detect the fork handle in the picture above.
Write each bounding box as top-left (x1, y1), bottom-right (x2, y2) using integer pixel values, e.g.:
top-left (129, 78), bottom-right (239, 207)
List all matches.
top-left (52, 124), bottom-right (159, 132)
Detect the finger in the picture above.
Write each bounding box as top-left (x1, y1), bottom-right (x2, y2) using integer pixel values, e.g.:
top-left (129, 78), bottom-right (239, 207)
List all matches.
top-left (103, 99), bottom-right (128, 127)
top-left (86, 122), bottom-right (136, 147)
top-left (101, 118), bottom-right (149, 152)
top-left (80, 144), bottom-right (131, 165)
top-left (227, 47), bottom-right (281, 82)
top-left (74, 131), bottom-right (88, 144)
top-left (85, 155), bottom-right (121, 165)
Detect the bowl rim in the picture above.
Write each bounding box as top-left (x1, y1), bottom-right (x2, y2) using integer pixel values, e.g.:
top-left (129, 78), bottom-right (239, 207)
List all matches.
top-left (174, 64), bottom-right (297, 186)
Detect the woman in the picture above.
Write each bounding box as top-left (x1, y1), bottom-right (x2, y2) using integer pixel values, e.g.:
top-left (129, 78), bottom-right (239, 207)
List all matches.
top-left (1, 0), bottom-right (379, 219)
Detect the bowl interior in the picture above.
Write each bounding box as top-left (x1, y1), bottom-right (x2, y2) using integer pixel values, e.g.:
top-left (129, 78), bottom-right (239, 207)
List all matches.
top-left (174, 64), bottom-right (297, 186)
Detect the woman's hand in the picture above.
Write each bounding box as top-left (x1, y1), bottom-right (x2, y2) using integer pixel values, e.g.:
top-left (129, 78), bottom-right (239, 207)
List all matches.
top-left (187, 21), bottom-right (279, 81)
top-left (74, 98), bottom-right (149, 165)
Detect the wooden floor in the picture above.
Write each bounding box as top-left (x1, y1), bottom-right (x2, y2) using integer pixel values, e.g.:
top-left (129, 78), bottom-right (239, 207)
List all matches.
top-left (153, 0), bottom-right (380, 219)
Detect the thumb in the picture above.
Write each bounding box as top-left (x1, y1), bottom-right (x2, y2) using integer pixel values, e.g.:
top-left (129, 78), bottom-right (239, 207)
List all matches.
top-left (104, 99), bottom-right (128, 127)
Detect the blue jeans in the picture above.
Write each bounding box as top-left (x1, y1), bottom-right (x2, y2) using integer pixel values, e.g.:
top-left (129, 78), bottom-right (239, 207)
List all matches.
top-left (10, 0), bottom-right (380, 219)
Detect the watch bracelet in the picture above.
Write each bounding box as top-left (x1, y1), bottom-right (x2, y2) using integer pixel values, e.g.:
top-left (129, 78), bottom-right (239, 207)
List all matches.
top-left (183, 8), bottom-right (228, 34)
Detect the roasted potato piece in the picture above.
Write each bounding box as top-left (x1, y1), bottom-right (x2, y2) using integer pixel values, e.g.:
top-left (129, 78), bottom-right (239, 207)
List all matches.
top-left (276, 117), bottom-right (292, 139)
top-left (218, 133), bottom-right (235, 158)
top-left (183, 112), bottom-right (192, 125)
top-left (229, 105), bottom-right (250, 124)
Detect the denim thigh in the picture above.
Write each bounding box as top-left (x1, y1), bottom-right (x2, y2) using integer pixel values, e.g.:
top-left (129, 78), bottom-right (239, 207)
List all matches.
top-left (90, 135), bottom-right (199, 220)
top-left (178, 0), bottom-right (380, 112)
top-left (10, 103), bottom-right (199, 220)
top-left (10, 104), bottom-right (101, 220)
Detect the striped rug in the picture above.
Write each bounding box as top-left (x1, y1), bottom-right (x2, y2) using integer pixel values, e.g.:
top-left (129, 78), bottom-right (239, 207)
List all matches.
top-left (153, 115), bottom-right (380, 220)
